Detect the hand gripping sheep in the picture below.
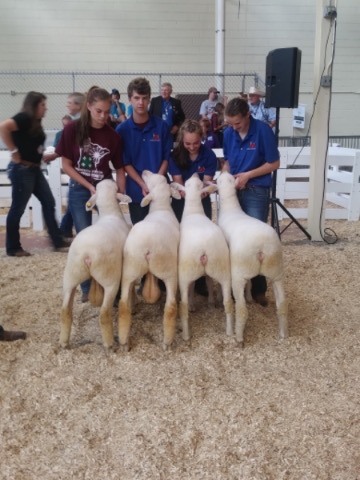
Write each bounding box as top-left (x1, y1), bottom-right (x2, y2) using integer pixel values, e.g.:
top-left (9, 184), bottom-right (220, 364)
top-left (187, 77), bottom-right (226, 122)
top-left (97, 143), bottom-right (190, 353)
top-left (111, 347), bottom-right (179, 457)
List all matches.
top-left (59, 179), bottom-right (131, 349)
top-left (216, 172), bottom-right (288, 347)
top-left (118, 171), bottom-right (180, 351)
top-left (172, 174), bottom-right (234, 341)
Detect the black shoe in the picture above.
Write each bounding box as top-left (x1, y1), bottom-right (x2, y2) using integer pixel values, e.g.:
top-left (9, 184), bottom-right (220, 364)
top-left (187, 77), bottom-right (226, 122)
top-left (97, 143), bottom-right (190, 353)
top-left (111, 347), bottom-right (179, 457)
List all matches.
top-left (54, 238), bottom-right (72, 252)
top-left (7, 249), bottom-right (31, 257)
top-left (194, 276), bottom-right (208, 297)
top-left (0, 325), bottom-right (26, 341)
top-left (253, 292), bottom-right (268, 307)
top-left (61, 231), bottom-right (74, 239)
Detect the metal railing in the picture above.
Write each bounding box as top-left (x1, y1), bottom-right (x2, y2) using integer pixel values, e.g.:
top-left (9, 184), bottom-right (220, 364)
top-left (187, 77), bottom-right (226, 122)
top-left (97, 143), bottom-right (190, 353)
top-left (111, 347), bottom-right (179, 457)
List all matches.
top-left (0, 70), bottom-right (263, 129)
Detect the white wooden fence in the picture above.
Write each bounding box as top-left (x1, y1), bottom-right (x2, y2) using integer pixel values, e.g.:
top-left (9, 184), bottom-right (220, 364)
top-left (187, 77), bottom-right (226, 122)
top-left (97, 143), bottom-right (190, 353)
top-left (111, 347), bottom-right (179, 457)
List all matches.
top-left (1, 146), bottom-right (359, 231)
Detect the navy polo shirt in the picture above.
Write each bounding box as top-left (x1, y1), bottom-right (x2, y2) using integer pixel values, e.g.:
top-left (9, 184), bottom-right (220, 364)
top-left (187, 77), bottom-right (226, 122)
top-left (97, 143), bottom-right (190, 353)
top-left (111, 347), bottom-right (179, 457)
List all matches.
top-left (169, 144), bottom-right (217, 182)
top-left (116, 115), bottom-right (172, 203)
top-left (223, 116), bottom-right (279, 187)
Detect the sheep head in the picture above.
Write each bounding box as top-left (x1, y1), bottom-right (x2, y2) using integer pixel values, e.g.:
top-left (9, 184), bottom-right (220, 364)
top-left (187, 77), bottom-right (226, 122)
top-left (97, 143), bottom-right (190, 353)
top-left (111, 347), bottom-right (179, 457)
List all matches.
top-left (85, 179), bottom-right (131, 211)
top-left (216, 171), bottom-right (236, 199)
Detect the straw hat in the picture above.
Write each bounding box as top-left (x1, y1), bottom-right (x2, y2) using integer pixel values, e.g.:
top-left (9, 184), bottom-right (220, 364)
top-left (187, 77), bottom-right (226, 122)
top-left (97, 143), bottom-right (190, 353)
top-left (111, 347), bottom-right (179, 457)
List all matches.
top-left (248, 86), bottom-right (265, 97)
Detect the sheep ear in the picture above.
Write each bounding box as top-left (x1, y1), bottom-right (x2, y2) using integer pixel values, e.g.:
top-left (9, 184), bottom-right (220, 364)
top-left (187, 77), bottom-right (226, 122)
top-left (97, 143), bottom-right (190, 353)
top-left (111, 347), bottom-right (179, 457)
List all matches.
top-left (86, 194), bottom-right (97, 211)
top-left (170, 185), bottom-right (182, 200)
top-left (117, 193), bottom-right (132, 204)
top-left (141, 193), bottom-right (152, 207)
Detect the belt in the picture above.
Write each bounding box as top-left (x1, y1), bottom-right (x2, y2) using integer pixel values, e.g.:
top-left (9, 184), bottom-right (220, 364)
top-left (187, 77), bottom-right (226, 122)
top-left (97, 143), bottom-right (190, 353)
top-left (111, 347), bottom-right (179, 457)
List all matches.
top-left (18, 160), bottom-right (40, 168)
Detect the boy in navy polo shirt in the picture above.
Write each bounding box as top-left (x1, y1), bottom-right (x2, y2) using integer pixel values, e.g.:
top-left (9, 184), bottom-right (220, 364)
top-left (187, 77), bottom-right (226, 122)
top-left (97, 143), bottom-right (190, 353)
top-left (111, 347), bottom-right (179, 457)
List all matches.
top-left (116, 77), bottom-right (172, 224)
top-left (223, 97), bottom-right (280, 306)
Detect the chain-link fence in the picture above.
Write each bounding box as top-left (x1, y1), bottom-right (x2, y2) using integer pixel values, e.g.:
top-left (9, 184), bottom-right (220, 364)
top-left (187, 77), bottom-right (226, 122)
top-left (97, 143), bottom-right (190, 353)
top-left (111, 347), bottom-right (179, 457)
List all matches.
top-left (0, 71), bottom-right (263, 131)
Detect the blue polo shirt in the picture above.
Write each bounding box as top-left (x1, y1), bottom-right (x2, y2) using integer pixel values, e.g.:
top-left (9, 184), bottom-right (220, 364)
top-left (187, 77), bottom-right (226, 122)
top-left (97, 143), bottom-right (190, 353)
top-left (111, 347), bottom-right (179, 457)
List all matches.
top-left (223, 116), bottom-right (279, 187)
top-left (116, 115), bottom-right (172, 202)
top-left (169, 144), bottom-right (217, 182)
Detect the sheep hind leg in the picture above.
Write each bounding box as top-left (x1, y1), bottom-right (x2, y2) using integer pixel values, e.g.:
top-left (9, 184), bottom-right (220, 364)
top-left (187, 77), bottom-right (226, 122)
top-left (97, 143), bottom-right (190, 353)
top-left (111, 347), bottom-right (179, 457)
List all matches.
top-left (99, 285), bottom-right (118, 350)
top-left (272, 279), bottom-right (288, 339)
top-left (118, 281), bottom-right (133, 352)
top-left (179, 281), bottom-right (191, 342)
top-left (233, 279), bottom-right (248, 348)
top-left (220, 282), bottom-right (234, 336)
top-left (59, 287), bottom-right (76, 348)
top-left (162, 280), bottom-right (178, 350)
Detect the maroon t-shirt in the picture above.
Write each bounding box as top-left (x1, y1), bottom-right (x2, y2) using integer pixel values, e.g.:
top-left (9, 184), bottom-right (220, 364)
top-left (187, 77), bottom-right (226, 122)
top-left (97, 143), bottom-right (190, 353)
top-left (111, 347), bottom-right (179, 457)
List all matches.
top-left (56, 121), bottom-right (123, 185)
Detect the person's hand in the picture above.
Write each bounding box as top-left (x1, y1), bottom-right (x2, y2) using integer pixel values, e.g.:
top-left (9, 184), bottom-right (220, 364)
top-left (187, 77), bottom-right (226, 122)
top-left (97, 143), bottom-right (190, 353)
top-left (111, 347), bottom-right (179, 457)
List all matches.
top-left (42, 152), bottom-right (55, 163)
top-left (11, 151), bottom-right (21, 164)
top-left (234, 172), bottom-right (250, 190)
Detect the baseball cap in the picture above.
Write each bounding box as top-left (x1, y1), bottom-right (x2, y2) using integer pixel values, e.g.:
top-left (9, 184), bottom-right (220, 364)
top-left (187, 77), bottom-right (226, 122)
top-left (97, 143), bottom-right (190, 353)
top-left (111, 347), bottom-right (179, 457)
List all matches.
top-left (208, 87), bottom-right (220, 94)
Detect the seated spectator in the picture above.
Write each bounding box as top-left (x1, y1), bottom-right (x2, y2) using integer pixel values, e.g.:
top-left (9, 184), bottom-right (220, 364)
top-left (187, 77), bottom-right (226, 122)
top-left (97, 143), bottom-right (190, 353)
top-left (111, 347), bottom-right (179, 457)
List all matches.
top-left (109, 88), bottom-right (126, 127)
top-left (248, 86), bottom-right (276, 130)
top-left (199, 117), bottom-right (219, 149)
top-left (126, 104), bottom-right (133, 117)
top-left (199, 87), bottom-right (220, 120)
top-left (211, 102), bottom-right (226, 147)
top-left (149, 82), bottom-right (185, 141)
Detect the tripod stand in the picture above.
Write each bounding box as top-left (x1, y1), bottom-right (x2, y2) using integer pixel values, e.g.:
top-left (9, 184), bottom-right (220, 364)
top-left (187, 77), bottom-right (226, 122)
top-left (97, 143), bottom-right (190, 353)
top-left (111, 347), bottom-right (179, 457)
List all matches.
top-left (270, 107), bottom-right (311, 240)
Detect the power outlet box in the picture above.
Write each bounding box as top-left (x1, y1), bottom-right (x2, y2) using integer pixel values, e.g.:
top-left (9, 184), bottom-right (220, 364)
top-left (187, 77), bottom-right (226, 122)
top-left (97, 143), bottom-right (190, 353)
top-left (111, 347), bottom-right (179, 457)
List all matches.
top-left (323, 6), bottom-right (337, 19)
top-left (321, 75), bottom-right (332, 88)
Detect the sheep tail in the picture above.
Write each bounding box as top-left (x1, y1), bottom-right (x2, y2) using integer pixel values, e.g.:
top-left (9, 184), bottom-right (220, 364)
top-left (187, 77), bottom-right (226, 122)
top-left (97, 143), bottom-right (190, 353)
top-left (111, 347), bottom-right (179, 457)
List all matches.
top-left (84, 256), bottom-right (92, 268)
top-left (200, 254), bottom-right (208, 266)
top-left (257, 251), bottom-right (265, 263)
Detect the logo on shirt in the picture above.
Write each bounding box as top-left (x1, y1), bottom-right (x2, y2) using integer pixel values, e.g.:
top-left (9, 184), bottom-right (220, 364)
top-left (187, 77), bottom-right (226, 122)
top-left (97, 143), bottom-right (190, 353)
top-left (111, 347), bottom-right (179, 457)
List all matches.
top-left (249, 142), bottom-right (256, 149)
top-left (151, 134), bottom-right (160, 142)
top-left (77, 141), bottom-right (110, 181)
top-left (197, 166), bottom-right (205, 174)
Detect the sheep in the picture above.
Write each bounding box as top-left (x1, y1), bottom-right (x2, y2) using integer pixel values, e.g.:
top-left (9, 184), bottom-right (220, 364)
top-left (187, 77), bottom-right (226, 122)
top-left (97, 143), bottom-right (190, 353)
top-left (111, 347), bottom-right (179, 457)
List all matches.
top-left (118, 170), bottom-right (180, 351)
top-left (172, 174), bottom-right (234, 342)
top-left (216, 171), bottom-right (288, 347)
top-left (59, 179), bottom-right (131, 349)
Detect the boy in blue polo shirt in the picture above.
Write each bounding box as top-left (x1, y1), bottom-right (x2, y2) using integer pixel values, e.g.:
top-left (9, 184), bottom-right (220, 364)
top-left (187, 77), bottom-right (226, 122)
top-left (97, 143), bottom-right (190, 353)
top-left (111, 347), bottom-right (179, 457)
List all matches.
top-left (223, 97), bottom-right (280, 306)
top-left (116, 77), bottom-right (172, 224)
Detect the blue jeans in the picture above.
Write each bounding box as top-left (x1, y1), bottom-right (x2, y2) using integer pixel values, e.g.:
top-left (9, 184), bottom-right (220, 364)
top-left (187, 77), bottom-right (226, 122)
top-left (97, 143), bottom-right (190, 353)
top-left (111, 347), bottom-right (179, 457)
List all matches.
top-left (60, 205), bottom-right (74, 236)
top-left (68, 179), bottom-right (93, 293)
top-left (236, 185), bottom-right (270, 295)
top-left (236, 185), bottom-right (270, 223)
top-left (6, 162), bottom-right (64, 254)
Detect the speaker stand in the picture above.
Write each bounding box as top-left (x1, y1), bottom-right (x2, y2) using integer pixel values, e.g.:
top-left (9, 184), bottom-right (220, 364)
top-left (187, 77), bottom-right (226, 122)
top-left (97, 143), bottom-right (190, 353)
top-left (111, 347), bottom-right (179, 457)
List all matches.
top-left (270, 108), bottom-right (311, 240)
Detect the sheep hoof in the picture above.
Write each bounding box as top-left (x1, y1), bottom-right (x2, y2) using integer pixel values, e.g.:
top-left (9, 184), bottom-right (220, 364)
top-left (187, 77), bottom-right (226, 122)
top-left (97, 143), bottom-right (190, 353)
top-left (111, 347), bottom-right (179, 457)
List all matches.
top-left (59, 341), bottom-right (70, 349)
top-left (236, 340), bottom-right (245, 349)
top-left (119, 343), bottom-right (130, 353)
top-left (162, 342), bottom-right (173, 352)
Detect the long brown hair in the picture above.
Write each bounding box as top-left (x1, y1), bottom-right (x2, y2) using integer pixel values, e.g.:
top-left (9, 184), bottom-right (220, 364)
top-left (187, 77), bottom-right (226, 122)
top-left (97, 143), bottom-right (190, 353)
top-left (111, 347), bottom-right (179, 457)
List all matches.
top-left (173, 119), bottom-right (202, 170)
top-left (21, 91), bottom-right (46, 136)
top-left (75, 86), bottom-right (111, 146)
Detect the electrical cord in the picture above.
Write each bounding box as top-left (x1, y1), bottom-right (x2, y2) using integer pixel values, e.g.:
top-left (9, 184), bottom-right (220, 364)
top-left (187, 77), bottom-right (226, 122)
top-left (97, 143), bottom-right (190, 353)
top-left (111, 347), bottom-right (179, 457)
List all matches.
top-left (290, 15), bottom-right (339, 244)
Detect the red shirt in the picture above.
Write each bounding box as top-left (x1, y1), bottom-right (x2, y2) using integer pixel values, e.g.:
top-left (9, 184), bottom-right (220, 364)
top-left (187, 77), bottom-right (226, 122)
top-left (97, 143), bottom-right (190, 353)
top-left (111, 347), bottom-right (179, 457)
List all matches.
top-left (56, 121), bottom-right (123, 185)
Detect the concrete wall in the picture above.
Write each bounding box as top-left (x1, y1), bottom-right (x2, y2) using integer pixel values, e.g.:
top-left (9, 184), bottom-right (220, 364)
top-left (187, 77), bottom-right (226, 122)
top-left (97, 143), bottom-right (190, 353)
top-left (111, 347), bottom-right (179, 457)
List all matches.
top-left (0, 0), bottom-right (359, 136)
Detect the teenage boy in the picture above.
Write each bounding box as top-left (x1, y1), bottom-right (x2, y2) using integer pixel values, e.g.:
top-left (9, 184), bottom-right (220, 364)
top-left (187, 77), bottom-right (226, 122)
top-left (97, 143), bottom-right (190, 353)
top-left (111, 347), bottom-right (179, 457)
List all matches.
top-left (115, 77), bottom-right (172, 224)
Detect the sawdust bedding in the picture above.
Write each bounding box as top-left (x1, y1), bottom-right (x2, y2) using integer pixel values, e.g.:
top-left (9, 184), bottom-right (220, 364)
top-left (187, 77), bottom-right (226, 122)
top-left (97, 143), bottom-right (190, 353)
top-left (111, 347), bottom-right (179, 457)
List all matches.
top-left (0, 220), bottom-right (359, 480)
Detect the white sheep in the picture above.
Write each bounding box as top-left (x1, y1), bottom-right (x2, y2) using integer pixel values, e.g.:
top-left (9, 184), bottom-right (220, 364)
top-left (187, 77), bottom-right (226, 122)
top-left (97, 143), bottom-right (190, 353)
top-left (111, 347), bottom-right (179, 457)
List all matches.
top-left (216, 171), bottom-right (288, 346)
top-left (118, 170), bottom-right (180, 351)
top-left (59, 179), bottom-right (131, 349)
top-left (172, 174), bottom-right (233, 341)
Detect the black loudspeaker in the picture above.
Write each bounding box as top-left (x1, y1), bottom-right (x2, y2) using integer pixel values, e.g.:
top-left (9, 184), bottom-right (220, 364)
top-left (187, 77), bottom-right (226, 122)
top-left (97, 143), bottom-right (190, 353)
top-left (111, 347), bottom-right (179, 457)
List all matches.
top-left (265, 47), bottom-right (301, 108)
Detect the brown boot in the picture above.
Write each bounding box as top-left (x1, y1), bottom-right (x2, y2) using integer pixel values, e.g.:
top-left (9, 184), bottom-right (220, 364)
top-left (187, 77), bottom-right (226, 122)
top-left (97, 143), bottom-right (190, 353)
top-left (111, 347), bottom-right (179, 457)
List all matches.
top-left (0, 326), bottom-right (27, 341)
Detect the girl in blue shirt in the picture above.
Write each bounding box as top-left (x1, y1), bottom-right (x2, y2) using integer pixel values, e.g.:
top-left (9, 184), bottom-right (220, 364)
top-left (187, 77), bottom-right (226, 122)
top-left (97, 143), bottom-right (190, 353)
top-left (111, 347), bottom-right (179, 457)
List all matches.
top-left (169, 119), bottom-right (217, 222)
